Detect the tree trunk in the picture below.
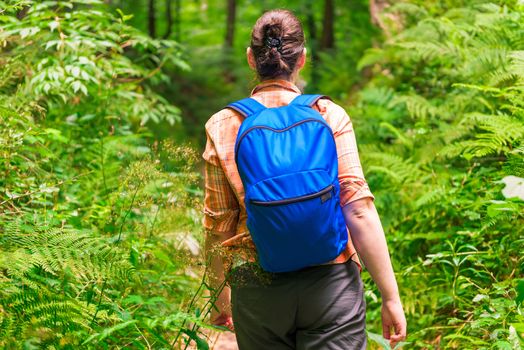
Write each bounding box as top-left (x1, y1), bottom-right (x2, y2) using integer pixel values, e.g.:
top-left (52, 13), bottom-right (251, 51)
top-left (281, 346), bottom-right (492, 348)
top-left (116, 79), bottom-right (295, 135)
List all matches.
top-left (320, 0), bottom-right (335, 50)
top-left (224, 0), bottom-right (236, 49)
top-left (305, 0), bottom-right (319, 89)
top-left (148, 0), bottom-right (156, 38)
top-left (163, 0), bottom-right (172, 38)
top-left (174, 0), bottom-right (181, 42)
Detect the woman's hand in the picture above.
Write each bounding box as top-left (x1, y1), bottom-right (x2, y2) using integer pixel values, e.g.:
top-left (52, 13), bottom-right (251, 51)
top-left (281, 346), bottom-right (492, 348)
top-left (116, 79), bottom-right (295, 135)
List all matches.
top-left (205, 230), bottom-right (236, 332)
top-left (209, 282), bottom-right (235, 332)
top-left (211, 310), bottom-right (234, 331)
top-left (342, 197), bottom-right (407, 346)
top-left (381, 298), bottom-right (406, 347)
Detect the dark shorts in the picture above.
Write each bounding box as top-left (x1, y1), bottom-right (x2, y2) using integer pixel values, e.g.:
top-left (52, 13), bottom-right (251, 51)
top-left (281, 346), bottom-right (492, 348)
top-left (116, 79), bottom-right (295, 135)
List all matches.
top-left (229, 259), bottom-right (367, 350)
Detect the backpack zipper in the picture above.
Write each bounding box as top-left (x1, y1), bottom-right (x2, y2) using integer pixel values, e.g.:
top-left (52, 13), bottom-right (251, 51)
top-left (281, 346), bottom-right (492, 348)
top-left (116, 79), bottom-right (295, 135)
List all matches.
top-left (235, 118), bottom-right (332, 164)
top-left (250, 184), bottom-right (334, 207)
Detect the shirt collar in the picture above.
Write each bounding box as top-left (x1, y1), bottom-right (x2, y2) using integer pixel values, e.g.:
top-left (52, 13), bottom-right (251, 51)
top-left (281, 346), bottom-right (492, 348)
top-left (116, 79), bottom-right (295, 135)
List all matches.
top-left (250, 79), bottom-right (302, 96)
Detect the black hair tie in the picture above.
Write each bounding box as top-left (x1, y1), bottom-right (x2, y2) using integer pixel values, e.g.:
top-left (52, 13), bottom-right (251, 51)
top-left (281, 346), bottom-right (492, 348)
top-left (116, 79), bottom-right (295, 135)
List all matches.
top-left (265, 37), bottom-right (283, 53)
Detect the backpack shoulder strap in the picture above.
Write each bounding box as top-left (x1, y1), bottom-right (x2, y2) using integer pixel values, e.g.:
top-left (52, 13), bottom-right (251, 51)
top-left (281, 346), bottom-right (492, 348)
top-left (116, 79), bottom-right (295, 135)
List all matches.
top-left (290, 94), bottom-right (331, 107)
top-left (227, 98), bottom-right (266, 118)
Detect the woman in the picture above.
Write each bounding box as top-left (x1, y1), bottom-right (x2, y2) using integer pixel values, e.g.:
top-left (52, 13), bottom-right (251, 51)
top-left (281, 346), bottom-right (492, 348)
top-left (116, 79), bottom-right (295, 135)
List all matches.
top-left (203, 9), bottom-right (406, 350)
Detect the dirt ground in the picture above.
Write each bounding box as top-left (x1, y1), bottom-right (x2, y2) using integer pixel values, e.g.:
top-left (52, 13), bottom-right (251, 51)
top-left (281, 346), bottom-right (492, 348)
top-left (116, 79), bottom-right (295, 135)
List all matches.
top-left (183, 330), bottom-right (238, 350)
top-left (208, 331), bottom-right (239, 350)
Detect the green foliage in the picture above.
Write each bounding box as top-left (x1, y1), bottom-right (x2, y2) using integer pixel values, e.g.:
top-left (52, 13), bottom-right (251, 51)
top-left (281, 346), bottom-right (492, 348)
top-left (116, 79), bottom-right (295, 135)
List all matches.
top-left (0, 223), bottom-right (130, 345)
top-left (2, 0), bottom-right (524, 348)
top-left (353, 1), bottom-right (524, 348)
top-left (0, 1), bottom-right (207, 348)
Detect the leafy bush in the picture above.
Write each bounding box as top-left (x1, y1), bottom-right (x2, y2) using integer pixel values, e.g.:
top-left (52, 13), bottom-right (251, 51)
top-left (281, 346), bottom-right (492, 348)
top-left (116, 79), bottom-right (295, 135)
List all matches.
top-left (0, 1), bottom-right (208, 348)
top-left (354, 2), bottom-right (524, 348)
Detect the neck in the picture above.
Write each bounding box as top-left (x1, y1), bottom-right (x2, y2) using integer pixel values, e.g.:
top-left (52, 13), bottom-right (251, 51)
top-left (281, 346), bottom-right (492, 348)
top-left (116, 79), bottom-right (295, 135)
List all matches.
top-left (260, 74), bottom-right (297, 84)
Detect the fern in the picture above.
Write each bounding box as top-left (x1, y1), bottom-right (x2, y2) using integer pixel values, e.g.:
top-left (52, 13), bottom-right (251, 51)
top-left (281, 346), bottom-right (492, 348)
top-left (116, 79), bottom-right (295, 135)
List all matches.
top-left (357, 48), bottom-right (387, 71)
top-left (0, 1), bottom-right (200, 348)
top-left (487, 69), bottom-right (521, 88)
top-left (504, 148), bottom-right (524, 177)
top-left (391, 94), bottom-right (442, 121)
top-left (441, 113), bottom-right (524, 159)
top-left (0, 222), bottom-right (133, 345)
top-left (387, 2), bottom-right (429, 20)
top-left (359, 86), bottom-right (396, 107)
top-left (348, 2), bottom-right (524, 348)
top-left (414, 187), bottom-right (447, 209)
top-left (395, 40), bottom-right (460, 62)
top-left (364, 151), bottom-right (422, 185)
top-left (509, 51), bottom-right (524, 78)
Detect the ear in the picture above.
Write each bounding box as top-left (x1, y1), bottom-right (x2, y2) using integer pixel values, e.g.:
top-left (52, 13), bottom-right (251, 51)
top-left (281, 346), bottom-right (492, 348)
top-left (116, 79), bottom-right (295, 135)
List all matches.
top-left (246, 47), bottom-right (256, 70)
top-left (296, 47), bottom-right (307, 70)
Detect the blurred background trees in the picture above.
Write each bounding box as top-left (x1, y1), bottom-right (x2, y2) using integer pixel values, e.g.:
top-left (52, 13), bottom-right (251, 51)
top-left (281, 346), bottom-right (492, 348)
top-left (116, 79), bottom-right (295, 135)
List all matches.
top-left (0, 0), bottom-right (523, 348)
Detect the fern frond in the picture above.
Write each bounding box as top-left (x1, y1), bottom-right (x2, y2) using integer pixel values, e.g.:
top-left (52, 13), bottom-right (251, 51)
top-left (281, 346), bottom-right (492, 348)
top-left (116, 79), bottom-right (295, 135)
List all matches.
top-left (357, 48), bottom-right (386, 71)
top-left (364, 152), bottom-right (422, 185)
top-left (487, 69), bottom-right (521, 88)
top-left (504, 153), bottom-right (524, 177)
top-left (0, 222), bottom-right (134, 342)
top-left (414, 188), bottom-right (446, 208)
top-left (509, 51), bottom-right (524, 78)
top-left (391, 94), bottom-right (441, 120)
top-left (440, 113), bottom-right (524, 159)
top-left (3, 226), bottom-right (135, 284)
top-left (394, 41), bottom-right (459, 62)
top-left (387, 2), bottom-right (428, 19)
top-left (359, 86), bottom-right (396, 107)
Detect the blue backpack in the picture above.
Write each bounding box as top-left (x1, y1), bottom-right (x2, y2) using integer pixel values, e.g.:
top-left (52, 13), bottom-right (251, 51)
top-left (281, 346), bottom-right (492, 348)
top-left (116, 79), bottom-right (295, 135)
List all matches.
top-left (228, 94), bottom-right (348, 273)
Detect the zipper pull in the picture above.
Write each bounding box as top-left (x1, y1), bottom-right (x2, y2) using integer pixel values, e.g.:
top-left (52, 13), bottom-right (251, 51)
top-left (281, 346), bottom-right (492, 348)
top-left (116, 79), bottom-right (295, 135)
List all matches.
top-left (320, 191), bottom-right (332, 203)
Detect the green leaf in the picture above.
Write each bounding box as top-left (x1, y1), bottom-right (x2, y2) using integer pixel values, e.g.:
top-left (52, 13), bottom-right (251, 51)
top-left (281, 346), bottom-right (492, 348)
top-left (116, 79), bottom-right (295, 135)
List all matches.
top-left (487, 201), bottom-right (519, 218)
top-left (181, 329), bottom-right (209, 350)
top-left (367, 331), bottom-right (391, 349)
top-left (123, 295), bottom-right (144, 305)
top-left (83, 320), bottom-right (138, 344)
top-left (71, 81), bottom-right (87, 95)
top-left (116, 8), bottom-right (134, 22)
top-left (492, 341), bottom-right (512, 350)
top-left (367, 331), bottom-right (410, 350)
top-left (48, 21), bottom-right (59, 32)
top-left (517, 280), bottom-right (524, 306)
top-left (44, 128), bottom-right (68, 143)
top-left (19, 27), bottom-right (40, 39)
top-left (129, 246), bottom-right (139, 267)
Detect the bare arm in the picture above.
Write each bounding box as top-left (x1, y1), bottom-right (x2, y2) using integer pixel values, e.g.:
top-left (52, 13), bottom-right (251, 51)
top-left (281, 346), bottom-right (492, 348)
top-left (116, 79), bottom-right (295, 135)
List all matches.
top-left (202, 133), bottom-right (238, 330)
top-left (320, 99), bottom-right (407, 345)
top-left (343, 197), bottom-right (407, 346)
top-left (204, 231), bottom-right (233, 329)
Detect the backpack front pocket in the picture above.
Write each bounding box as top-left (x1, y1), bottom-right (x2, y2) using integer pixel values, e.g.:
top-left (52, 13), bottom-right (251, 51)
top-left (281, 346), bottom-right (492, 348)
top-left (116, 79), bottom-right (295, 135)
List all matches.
top-left (245, 170), bottom-right (348, 273)
top-left (250, 184), bottom-right (334, 206)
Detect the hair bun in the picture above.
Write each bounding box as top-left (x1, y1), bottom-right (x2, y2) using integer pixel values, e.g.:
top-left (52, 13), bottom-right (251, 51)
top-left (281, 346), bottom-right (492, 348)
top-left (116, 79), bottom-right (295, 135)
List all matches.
top-left (250, 9), bottom-right (305, 80)
top-left (264, 22), bottom-right (283, 39)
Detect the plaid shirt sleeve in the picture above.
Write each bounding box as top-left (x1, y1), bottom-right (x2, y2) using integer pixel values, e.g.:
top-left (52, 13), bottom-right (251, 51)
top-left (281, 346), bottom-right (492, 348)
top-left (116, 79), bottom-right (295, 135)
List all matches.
top-left (320, 100), bottom-right (375, 207)
top-left (202, 128), bottom-right (240, 237)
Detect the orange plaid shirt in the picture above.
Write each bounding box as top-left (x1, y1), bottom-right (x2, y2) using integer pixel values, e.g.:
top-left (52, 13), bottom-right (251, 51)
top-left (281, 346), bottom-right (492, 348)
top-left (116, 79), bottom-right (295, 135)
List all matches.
top-left (202, 79), bottom-right (374, 269)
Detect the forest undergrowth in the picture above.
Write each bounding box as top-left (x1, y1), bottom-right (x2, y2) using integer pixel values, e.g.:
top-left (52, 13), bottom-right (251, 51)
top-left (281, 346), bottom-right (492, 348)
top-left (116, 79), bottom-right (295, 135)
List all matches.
top-left (352, 2), bottom-right (524, 349)
top-left (0, 1), bottom-right (211, 348)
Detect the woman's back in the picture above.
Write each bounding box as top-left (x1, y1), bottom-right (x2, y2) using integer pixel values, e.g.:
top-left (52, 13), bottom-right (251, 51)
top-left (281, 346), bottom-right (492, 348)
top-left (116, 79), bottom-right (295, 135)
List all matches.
top-left (203, 78), bottom-right (373, 268)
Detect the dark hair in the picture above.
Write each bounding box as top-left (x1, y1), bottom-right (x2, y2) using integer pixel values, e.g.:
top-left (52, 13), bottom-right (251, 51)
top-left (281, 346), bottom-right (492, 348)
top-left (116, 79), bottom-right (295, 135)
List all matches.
top-left (250, 9), bottom-right (305, 80)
